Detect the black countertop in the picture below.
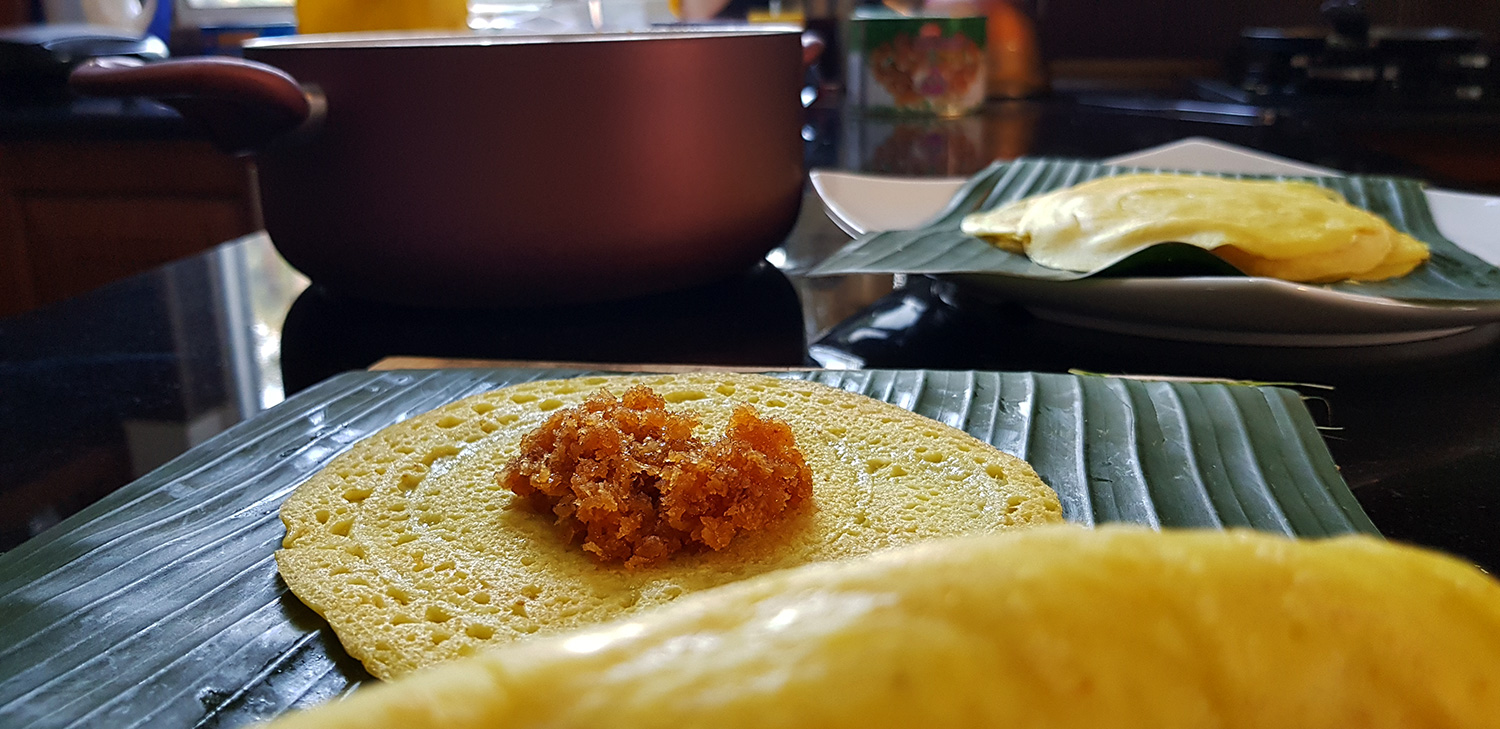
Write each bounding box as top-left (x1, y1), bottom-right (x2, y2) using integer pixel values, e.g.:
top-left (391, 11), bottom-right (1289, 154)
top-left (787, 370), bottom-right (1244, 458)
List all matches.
top-left (0, 95), bottom-right (194, 140)
top-left (2, 95), bottom-right (1498, 572)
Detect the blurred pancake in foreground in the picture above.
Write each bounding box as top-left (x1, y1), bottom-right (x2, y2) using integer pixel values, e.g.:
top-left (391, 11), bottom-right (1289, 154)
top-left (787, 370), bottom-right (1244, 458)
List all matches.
top-left (961, 174), bottom-right (1431, 282)
top-left (265, 525), bottom-right (1500, 729)
top-left (275, 373), bottom-right (1061, 679)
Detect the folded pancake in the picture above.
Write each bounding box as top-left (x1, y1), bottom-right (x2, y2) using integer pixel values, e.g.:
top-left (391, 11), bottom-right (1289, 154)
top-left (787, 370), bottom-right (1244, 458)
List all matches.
top-left (275, 373), bottom-right (1062, 679)
top-left (265, 525), bottom-right (1500, 729)
top-left (960, 174), bottom-right (1431, 282)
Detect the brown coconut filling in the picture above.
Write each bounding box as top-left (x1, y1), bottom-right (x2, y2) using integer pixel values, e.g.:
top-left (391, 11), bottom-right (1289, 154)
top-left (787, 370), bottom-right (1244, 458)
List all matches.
top-left (499, 386), bottom-right (813, 568)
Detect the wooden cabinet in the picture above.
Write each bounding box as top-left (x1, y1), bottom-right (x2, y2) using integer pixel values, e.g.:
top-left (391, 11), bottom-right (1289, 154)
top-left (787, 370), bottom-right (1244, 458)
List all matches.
top-left (0, 139), bottom-right (261, 317)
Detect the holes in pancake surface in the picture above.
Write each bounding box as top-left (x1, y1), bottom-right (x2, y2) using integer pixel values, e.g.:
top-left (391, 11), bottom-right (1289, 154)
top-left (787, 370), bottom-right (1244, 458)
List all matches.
top-left (281, 374), bottom-right (1061, 682)
top-left (664, 390), bottom-right (707, 403)
top-left (422, 445), bottom-right (461, 466)
top-left (425, 605), bottom-right (452, 623)
top-left (437, 415), bottom-right (464, 428)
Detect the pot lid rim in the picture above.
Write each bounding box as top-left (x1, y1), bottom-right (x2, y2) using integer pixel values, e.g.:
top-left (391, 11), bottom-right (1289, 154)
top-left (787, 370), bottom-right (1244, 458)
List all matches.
top-left (245, 25), bottom-right (803, 51)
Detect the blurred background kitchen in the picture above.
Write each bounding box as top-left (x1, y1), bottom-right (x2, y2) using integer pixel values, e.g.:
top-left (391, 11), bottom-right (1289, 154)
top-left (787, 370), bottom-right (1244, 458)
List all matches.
top-left (3, 0), bottom-right (1497, 317)
top-left (2, 0), bottom-right (1498, 549)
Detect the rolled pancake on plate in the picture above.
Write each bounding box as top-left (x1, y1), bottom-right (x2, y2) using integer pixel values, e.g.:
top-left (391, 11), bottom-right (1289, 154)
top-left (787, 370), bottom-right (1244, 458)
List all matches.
top-left (275, 373), bottom-right (1062, 679)
top-left (265, 525), bottom-right (1500, 729)
top-left (960, 174), bottom-right (1431, 283)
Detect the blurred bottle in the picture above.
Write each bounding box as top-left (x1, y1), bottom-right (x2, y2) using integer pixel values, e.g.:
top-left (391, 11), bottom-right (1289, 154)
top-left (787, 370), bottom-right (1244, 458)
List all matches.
top-left (297, 0), bottom-right (470, 33)
top-left (984, 0), bottom-right (1045, 97)
top-left (924, 0), bottom-right (1047, 98)
top-left (745, 0), bottom-right (805, 23)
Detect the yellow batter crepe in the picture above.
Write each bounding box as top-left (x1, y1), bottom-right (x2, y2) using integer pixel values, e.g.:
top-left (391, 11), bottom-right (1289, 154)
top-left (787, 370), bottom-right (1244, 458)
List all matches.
top-left (275, 373), bottom-right (1062, 680)
top-left (265, 525), bottom-right (1500, 729)
top-left (960, 173), bottom-right (1431, 282)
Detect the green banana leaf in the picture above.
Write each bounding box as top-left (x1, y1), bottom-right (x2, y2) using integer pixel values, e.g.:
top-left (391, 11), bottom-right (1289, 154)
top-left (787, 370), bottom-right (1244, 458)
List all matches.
top-left (810, 157), bottom-right (1500, 302)
top-left (0, 368), bottom-right (1374, 728)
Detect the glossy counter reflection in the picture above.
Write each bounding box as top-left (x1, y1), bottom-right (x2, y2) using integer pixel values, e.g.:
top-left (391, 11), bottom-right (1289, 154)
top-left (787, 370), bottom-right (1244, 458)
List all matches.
top-left (0, 240), bottom-right (306, 548)
top-left (279, 261), bottom-right (808, 395)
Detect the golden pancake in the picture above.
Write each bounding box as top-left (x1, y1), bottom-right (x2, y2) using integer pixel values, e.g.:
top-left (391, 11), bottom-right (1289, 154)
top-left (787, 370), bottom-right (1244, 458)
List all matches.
top-left (960, 174), bottom-right (1431, 282)
top-left (275, 373), bottom-right (1062, 679)
top-left (265, 525), bottom-right (1500, 729)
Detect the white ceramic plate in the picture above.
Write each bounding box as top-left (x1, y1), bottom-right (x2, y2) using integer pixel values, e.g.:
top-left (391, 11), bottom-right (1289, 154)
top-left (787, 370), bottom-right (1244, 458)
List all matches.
top-left (810, 138), bottom-right (1500, 346)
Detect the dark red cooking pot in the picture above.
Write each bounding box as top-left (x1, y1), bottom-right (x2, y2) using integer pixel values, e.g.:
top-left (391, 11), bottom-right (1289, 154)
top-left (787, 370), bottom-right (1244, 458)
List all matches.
top-left (72, 28), bottom-right (818, 307)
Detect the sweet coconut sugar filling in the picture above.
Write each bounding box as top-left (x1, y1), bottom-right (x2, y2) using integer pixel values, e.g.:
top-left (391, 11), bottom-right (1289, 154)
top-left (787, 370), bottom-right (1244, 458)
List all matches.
top-left (500, 386), bottom-right (815, 569)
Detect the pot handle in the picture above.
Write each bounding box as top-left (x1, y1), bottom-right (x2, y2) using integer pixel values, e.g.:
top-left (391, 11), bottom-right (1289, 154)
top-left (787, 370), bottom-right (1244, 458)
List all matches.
top-left (800, 30), bottom-right (827, 107)
top-left (801, 30), bottom-right (825, 68)
top-left (70, 56), bottom-right (324, 156)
